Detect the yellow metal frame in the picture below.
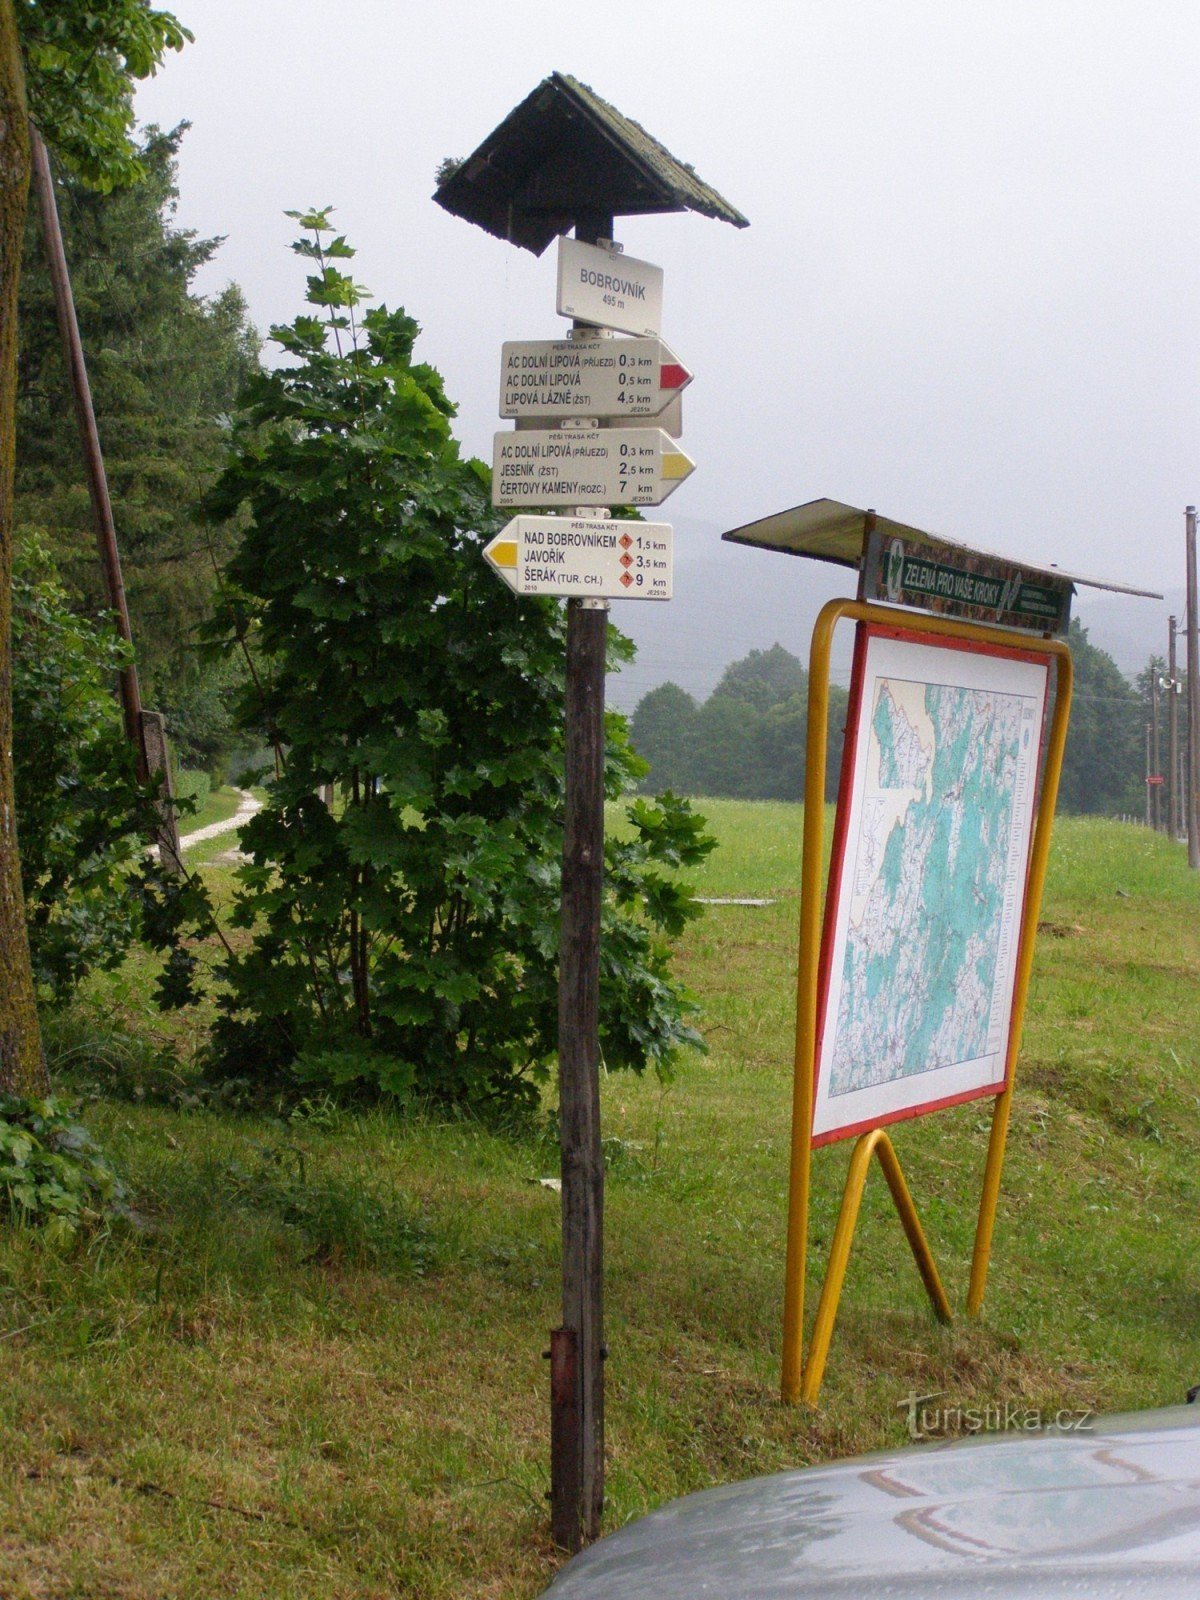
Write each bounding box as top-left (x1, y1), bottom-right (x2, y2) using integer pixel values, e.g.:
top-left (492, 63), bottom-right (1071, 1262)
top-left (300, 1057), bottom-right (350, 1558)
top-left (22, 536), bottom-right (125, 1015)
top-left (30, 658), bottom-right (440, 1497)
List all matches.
top-left (780, 598), bottom-right (1073, 1405)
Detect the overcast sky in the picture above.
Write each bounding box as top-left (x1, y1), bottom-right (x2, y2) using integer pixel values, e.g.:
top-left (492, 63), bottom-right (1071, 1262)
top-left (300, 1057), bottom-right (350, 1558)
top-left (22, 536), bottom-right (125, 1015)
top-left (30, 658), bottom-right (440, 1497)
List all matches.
top-left (134, 0), bottom-right (1198, 625)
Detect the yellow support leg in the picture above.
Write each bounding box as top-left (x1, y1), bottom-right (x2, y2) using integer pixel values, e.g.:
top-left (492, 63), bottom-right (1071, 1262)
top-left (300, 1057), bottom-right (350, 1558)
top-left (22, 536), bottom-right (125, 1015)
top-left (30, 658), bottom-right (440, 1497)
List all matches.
top-left (801, 1130), bottom-right (952, 1404)
top-left (780, 601), bottom-right (840, 1403)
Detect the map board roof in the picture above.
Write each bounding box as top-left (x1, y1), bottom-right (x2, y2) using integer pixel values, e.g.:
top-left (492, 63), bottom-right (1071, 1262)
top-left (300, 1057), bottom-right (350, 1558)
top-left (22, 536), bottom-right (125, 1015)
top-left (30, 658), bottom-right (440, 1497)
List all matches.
top-left (721, 497), bottom-right (1161, 601)
top-left (433, 71), bottom-right (749, 255)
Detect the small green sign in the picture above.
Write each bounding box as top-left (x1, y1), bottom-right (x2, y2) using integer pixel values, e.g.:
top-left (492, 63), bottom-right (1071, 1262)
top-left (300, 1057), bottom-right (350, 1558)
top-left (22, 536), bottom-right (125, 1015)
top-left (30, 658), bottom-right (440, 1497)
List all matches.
top-left (862, 532), bottom-right (1071, 635)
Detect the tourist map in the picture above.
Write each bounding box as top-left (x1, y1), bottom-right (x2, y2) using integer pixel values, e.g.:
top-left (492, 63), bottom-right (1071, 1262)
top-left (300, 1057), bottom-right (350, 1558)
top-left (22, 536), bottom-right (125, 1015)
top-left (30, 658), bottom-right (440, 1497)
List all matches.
top-left (812, 630), bottom-right (1049, 1143)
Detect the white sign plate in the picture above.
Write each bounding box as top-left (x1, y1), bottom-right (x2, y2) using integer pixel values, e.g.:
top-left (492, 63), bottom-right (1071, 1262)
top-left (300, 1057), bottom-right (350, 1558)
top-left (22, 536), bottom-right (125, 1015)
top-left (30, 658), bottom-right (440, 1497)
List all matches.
top-left (499, 337), bottom-right (691, 420)
top-left (483, 516), bottom-right (672, 600)
top-left (556, 236), bottom-right (664, 337)
top-left (492, 427), bottom-right (694, 508)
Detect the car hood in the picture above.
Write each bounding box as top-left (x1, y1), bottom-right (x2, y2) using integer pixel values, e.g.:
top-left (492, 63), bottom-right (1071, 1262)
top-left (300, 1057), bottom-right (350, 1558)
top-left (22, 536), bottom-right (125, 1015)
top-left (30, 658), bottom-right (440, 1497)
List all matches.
top-left (543, 1406), bottom-right (1200, 1599)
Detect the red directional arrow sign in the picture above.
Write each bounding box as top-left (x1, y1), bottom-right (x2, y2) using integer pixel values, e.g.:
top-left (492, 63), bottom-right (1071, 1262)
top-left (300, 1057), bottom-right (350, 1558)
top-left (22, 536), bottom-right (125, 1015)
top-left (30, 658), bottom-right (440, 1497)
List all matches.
top-left (499, 337), bottom-right (692, 421)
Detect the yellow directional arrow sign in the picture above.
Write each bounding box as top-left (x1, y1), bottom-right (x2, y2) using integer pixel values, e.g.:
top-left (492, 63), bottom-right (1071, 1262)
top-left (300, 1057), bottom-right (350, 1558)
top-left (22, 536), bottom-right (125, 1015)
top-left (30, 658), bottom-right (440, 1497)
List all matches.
top-left (483, 516), bottom-right (673, 600)
top-left (492, 427), bottom-right (694, 508)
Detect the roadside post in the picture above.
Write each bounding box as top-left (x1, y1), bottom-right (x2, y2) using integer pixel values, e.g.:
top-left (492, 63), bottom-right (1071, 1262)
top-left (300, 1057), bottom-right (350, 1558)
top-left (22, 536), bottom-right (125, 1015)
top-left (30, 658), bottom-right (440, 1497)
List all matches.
top-left (722, 499), bottom-right (1160, 1403)
top-left (30, 124), bottom-right (183, 871)
top-left (1151, 670), bottom-right (1163, 830)
top-left (435, 71), bottom-right (746, 1549)
top-left (1186, 507), bottom-right (1199, 869)
top-left (1168, 615), bottom-right (1181, 840)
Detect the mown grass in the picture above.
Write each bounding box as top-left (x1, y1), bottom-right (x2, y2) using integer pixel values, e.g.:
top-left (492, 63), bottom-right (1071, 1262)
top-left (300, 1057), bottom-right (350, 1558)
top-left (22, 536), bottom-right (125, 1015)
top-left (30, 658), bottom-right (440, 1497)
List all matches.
top-left (182, 784), bottom-right (246, 838)
top-left (2, 805), bottom-right (1199, 1598)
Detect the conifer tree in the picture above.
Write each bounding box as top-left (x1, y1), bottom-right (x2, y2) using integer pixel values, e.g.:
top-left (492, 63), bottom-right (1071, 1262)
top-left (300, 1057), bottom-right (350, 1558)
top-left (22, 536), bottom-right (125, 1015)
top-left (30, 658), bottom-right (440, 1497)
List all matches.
top-left (15, 122), bottom-right (258, 770)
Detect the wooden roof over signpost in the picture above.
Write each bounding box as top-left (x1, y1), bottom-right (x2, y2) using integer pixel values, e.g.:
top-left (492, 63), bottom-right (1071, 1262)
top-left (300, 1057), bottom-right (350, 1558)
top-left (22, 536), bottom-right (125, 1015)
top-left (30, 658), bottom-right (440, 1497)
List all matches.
top-left (722, 497), bottom-right (1161, 626)
top-left (433, 71), bottom-right (749, 253)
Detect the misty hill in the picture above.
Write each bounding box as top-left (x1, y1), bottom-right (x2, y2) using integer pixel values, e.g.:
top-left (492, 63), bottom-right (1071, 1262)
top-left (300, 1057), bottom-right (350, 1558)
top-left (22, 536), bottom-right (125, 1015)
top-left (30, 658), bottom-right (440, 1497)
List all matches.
top-left (1074, 586), bottom-right (1184, 678)
top-left (607, 514), bottom-right (1171, 715)
top-left (606, 515), bottom-right (857, 714)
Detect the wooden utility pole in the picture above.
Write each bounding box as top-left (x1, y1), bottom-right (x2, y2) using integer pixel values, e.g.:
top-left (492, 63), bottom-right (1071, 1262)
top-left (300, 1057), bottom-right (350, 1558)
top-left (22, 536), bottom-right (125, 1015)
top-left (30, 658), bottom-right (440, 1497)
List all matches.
top-left (1150, 668), bottom-right (1162, 831)
top-left (1168, 616), bottom-right (1180, 840)
top-left (1187, 507), bottom-right (1200, 869)
top-left (29, 127), bottom-right (145, 772)
top-left (29, 126), bottom-right (181, 869)
top-left (551, 212), bottom-right (612, 1553)
top-left (1144, 723), bottom-right (1152, 828)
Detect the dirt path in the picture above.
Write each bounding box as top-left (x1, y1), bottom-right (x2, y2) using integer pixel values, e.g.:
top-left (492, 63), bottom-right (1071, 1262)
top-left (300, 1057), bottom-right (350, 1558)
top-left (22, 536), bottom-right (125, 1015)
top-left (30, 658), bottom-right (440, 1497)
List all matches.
top-left (178, 788), bottom-right (261, 853)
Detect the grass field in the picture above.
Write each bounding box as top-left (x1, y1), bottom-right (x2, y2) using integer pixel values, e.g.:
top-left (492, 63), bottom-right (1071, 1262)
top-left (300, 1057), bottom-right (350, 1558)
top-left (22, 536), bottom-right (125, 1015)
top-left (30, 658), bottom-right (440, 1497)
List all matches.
top-left (181, 784), bottom-right (247, 839)
top-left (2, 803), bottom-right (1199, 1598)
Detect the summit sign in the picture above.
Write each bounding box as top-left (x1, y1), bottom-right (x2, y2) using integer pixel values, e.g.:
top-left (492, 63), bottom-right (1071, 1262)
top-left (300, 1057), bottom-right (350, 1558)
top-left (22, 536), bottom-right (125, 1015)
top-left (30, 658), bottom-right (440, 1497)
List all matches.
top-left (556, 235), bottom-right (663, 337)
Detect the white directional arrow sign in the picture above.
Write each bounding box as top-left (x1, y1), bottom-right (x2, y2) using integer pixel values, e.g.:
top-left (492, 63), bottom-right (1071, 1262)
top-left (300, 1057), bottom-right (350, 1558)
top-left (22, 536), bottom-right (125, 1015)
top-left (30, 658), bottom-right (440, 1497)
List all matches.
top-left (483, 517), bottom-right (672, 600)
top-left (491, 427), bottom-right (694, 508)
top-left (499, 337), bottom-right (691, 420)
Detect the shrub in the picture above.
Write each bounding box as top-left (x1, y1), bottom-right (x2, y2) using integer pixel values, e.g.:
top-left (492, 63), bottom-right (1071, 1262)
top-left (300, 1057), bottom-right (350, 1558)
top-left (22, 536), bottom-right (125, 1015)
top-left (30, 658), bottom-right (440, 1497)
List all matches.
top-left (174, 769), bottom-right (212, 814)
top-left (14, 542), bottom-right (155, 998)
top-left (0, 1093), bottom-right (126, 1247)
top-left (12, 539), bottom-right (213, 1008)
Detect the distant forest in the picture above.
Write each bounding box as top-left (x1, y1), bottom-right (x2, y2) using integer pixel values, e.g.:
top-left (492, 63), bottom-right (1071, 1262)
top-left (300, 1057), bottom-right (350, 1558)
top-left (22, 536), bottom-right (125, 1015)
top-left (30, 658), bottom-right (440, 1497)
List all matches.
top-left (629, 622), bottom-right (1179, 817)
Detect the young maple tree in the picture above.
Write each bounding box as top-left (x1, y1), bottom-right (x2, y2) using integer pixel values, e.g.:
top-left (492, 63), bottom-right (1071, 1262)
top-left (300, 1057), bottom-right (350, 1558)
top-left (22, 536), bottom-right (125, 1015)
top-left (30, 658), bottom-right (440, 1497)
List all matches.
top-left (203, 214), bottom-right (713, 1112)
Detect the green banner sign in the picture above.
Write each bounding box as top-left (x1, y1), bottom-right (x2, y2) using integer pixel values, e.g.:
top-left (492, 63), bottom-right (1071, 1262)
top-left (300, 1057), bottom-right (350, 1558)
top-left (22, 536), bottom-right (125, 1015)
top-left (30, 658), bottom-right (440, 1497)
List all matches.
top-left (862, 533), bottom-right (1071, 635)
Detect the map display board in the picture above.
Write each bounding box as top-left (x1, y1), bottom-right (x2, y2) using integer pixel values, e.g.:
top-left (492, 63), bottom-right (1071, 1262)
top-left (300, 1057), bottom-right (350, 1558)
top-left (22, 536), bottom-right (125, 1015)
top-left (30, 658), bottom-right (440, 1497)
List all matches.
top-left (811, 625), bottom-right (1051, 1146)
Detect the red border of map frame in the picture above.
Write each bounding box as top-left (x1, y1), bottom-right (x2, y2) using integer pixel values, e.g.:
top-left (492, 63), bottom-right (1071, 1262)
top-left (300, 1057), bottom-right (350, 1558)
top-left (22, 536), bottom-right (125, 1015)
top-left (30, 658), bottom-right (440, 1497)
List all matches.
top-left (810, 621), bottom-right (1054, 1149)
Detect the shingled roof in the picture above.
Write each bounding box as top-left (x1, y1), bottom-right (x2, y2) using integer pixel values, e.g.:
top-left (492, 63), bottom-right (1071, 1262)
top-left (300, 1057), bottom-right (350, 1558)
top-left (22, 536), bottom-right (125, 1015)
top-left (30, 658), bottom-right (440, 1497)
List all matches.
top-left (722, 498), bottom-right (1162, 600)
top-left (433, 71), bottom-right (748, 254)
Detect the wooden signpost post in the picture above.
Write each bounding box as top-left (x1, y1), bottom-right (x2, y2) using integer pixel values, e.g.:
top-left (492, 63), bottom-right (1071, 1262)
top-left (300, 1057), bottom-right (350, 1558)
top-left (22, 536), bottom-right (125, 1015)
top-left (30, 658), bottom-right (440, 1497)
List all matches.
top-left (434, 71), bottom-right (746, 1550)
top-left (496, 220), bottom-right (686, 1549)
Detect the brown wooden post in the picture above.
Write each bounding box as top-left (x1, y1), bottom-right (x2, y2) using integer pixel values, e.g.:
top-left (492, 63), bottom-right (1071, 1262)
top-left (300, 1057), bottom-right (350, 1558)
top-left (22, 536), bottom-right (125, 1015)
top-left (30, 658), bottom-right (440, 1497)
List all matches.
top-left (1144, 722), bottom-right (1152, 828)
top-left (29, 125), bottom-right (147, 778)
top-left (1187, 508), bottom-right (1200, 869)
top-left (1168, 616), bottom-right (1180, 840)
top-left (551, 213), bottom-right (613, 1553)
top-left (139, 710), bottom-right (183, 875)
top-left (554, 590), bottom-right (608, 1549)
top-left (1150, 666), bottom-right (1162, 831)
top-left (548, 1327), bottom-right (582, 1546)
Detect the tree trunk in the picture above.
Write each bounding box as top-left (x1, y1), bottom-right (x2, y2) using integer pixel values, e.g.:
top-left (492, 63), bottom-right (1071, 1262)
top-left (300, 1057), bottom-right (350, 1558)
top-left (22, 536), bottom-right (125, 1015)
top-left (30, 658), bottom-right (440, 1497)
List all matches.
top-left (0, 4), bottom-right (46, 1098)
